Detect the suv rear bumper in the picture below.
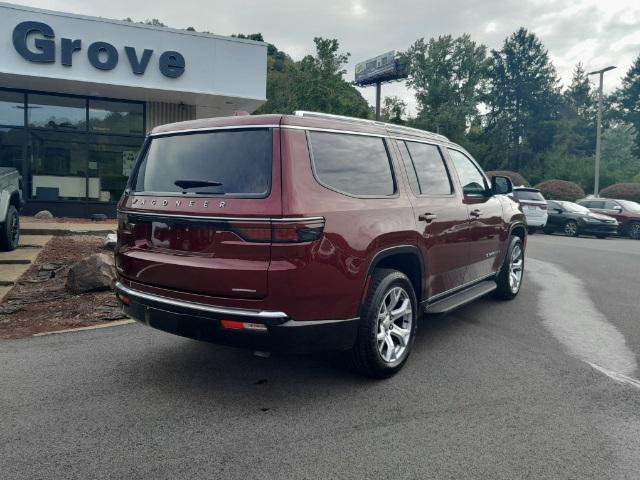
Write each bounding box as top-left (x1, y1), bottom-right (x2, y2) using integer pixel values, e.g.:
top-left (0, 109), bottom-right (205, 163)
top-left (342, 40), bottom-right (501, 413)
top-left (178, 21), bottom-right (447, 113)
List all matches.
top-left (115, 282), bottom-right (359, 353)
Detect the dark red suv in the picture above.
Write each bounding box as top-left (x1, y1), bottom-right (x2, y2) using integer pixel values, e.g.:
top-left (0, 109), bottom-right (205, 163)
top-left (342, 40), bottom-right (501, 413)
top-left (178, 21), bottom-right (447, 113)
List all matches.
top-left (115, 111), bottom-right (527, 377)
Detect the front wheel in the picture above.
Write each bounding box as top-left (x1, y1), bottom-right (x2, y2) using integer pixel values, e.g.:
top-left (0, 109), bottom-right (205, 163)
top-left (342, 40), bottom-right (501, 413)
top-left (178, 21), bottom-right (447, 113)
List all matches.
top-left (0, 205), bottom-right (20, 252)
top-left (628, 222), bottom-right (640, 240)
top-left (564, 220), bottom-right (579, 237)
top-left (346, 269), bottom-right (417, 378)
top-left (492, 236), bottom-right (524, 300)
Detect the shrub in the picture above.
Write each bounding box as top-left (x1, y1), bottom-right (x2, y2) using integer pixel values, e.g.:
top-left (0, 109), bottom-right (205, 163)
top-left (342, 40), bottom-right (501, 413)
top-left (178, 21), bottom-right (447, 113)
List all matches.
top-left (599, 183), bottom-right (640, 203)
top-left (485, 170), bottom-right (530, 187)
top-left (535, 180), bottom-right (585, 202)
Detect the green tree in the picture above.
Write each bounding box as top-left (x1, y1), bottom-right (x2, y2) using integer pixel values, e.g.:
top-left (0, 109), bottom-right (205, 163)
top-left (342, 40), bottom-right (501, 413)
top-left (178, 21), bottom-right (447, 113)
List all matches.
top-left (381, 96), bottom-right (407, 124)
top-left (485, 28), bottom-right (561, 172)
top-left (600, 123), bottom-right (640, 188)
top-left (405, 34), bottom-right (487, 142)
top-left (614, 54), bottom-right (640, 154)
top-left (257, 37), bottom-right (370, 118)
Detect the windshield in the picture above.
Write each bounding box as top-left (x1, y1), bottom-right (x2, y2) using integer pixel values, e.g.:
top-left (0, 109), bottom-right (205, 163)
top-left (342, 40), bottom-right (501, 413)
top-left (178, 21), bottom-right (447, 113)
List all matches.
top-left (132, 128), bottom-right (272, 196)
top-left (514, 189), bottom-right (545, 201)
top-left (618, 200), bottom-right (640, 212)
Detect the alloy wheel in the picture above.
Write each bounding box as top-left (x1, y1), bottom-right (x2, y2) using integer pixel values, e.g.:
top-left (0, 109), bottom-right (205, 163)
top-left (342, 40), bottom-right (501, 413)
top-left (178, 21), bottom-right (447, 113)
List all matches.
top-left (630, 223), bottom-right (640, 240)
top-left (376, 286), bottom-right (412, 365)
top-left (10, 213), bottom-right (19, 247)
top-left (509, 243), bottom-right (524, 293)
top-left (564, 221), bottom-right (578, 237)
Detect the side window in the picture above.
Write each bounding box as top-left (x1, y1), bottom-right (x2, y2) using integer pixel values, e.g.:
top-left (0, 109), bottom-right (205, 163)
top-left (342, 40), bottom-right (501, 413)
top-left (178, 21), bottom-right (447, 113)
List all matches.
top-left (548, 201), bottom-right (559, 211)
top-left (400, 141), bottom-right (452, 195)
top-left (447, 148), bottom-right (488, 196)
top-left (590, 201), bottom-right (605, 209)
top-left (308, 131), bottom-right (395, 196)
top-left (603, 200), bottom-right (618, 210)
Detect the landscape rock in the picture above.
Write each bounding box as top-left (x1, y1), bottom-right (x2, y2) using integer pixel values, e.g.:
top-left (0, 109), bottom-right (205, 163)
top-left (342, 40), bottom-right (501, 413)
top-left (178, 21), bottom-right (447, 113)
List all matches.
top-left (34, 210), bottom-right (54, 219)
top-left (65, 253), bottom-right (116, 293)
top-left (103, 233), bottom-right (117, 250)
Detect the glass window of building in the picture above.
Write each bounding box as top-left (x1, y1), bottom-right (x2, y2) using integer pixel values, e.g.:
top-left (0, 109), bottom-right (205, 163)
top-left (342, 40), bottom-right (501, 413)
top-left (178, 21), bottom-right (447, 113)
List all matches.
top-left (27, 94), bottom-right (86, 130)
top-left (0, 91), bottom-right (25, 127)
top-left (89, 135), bottom-right (143, 202)
top-left (30, 130), bottom-right (88, 201)
top-left (0, 128), bottom-right (25, 172)
top-left (89, 100), bottom-right (144, 135)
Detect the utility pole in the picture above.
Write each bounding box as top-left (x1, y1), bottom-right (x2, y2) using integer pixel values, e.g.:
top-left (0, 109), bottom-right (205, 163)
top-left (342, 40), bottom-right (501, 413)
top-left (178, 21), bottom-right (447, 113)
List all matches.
top-left (588, 65), bottom-right (616, 197)
top-left (375, 81), bottom-right (382, 120)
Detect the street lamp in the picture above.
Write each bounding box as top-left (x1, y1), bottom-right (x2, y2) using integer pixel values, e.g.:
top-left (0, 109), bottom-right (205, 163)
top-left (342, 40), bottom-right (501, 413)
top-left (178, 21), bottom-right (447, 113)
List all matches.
top-left (587, 65), bottom-right (616, 197)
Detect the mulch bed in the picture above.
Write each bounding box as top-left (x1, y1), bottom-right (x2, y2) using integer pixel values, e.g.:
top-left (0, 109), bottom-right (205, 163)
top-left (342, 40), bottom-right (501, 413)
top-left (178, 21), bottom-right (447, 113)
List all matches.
top-left (0, 235), bottom-right (126, 339)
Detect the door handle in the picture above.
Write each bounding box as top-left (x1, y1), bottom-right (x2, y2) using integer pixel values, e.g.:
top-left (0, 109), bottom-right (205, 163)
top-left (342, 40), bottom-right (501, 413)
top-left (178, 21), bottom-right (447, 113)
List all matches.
top-left (470, 209), bottom-right (482, 218)
top-left (419, 213), bottom-right (438, 223)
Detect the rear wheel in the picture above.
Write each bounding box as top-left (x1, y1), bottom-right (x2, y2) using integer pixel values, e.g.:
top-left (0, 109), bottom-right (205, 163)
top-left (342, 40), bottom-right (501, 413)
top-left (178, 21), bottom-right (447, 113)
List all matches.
top-left (346, 269), bottom-right (417, 378)
top-left (0, 205), bottom-right (19, 252)
top-left (564, 220), bottom-right (579, 237)
top-left (628, 222), bottom-right (640, 240)
top-left (492, 236), bottom-right (524, 300)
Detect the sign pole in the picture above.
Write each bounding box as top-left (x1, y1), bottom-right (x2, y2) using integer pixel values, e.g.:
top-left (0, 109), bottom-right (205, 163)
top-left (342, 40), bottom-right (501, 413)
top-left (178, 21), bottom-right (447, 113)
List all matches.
top-left (375, 81), bottom-right (381, 121)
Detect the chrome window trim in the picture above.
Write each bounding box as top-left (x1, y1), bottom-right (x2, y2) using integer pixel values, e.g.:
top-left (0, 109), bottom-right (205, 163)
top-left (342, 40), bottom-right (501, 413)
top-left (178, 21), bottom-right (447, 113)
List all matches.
top-left (149, 124), bottom-right (280, 137)
top-left (117, 209), bottom-right (324, 224)
top-left (116, 282), bottom-right (288, 319)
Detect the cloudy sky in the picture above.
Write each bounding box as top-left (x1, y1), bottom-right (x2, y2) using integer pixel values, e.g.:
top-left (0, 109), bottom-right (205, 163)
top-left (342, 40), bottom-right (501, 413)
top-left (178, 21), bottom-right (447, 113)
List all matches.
top-left (20, 0), bottom-right (640, 113)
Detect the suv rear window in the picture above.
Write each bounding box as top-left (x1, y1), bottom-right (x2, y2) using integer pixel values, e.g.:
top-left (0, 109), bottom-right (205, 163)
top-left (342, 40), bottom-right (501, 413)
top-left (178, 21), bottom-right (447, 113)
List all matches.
top-left (133, 129), bottom-right (272, 196)
top-left (513, 190), bottom-right (545, 201)
top-left (308, 131), bottom-right (395, 196)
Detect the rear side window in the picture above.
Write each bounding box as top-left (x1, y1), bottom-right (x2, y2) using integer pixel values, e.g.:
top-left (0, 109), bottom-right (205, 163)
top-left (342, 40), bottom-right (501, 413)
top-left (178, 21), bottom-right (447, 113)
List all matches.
top-left (513, 190), bottom-right (545, 201)
top-left (308, 131), bottom-right (395, 196)
top-left (400, 141), bottom-right (452, 195)
top-left (133, 129), bottom-right (272, 196)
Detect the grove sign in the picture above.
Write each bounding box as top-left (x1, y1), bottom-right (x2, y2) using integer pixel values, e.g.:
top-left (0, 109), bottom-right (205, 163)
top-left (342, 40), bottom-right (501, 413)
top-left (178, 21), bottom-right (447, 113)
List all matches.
top-left (12, 21), bottom-right (185, 78)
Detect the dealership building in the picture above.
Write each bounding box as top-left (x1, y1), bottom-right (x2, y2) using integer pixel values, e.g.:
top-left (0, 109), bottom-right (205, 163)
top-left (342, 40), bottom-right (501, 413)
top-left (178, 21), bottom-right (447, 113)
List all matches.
top-left (0, 2), bottom-right (267, 217)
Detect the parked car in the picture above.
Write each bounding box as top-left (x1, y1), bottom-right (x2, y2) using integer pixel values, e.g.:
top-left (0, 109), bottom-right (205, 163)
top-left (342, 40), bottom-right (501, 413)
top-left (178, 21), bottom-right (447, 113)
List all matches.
top-left (511, 187), bottom-right (547, 234)
top-left (0, 167), bottom-right (24, 251)
top-left (577, 198), bottom-right (640, 240)
top-left (115, 111), bottom-right (527, 377)
top-left (543, 200), bottom-right (618, 238)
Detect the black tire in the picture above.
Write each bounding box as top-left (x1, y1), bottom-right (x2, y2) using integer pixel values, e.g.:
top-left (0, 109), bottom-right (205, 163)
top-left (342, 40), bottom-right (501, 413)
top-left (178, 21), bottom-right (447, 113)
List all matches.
top-left (0, 205), bottom-right (19, 252)
top-left (542, 227), bottom-right (554, 235)
top-left (595, 234), bottom-right (607, 239)
top-left (492, 236), bottom-right (524, 300)
top-left (628, 222), bottom-right (640, 240)
top-left (563, 220), bottom-right (579, 237)
top-left (346, 268), bottom-right (418, 378)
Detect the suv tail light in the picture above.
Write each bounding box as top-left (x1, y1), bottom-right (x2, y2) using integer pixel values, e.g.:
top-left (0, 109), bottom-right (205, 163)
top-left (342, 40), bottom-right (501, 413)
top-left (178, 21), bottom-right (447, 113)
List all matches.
top-left (233, 217), bottom-right (325, 243)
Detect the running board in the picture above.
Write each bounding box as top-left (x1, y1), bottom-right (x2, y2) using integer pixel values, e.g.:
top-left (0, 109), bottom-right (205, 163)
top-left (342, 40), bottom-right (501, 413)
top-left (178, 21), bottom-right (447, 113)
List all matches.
top-left (423, 280), bottom-right (497, 314)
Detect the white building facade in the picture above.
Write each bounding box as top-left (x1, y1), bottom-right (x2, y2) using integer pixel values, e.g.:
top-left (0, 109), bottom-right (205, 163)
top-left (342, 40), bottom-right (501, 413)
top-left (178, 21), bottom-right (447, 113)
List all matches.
top-left (0, 2), bottom-right (267, 216)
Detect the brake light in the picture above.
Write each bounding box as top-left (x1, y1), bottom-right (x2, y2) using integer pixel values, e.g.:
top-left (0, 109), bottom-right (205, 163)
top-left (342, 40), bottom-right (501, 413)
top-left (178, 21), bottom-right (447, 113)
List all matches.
top-left (539, 204), bottom-right (547, 210)
top-left (232, 218), bottom-right (325, 243)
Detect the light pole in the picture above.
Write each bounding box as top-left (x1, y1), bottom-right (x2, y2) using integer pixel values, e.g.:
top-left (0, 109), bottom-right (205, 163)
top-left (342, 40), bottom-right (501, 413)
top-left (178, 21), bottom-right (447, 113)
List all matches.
top-left (587, 65), bottom-right (616, 197)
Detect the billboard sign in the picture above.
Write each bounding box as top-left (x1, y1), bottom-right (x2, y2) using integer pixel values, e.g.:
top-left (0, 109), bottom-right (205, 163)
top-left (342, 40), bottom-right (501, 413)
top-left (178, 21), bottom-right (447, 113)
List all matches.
top-left (355, 50), bottom-right (407, 86)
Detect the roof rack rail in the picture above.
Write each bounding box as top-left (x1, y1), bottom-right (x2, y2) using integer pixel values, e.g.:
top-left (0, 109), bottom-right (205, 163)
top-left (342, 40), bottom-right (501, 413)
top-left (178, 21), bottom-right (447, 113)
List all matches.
top-left (293, 110), bottom-right (449, 142)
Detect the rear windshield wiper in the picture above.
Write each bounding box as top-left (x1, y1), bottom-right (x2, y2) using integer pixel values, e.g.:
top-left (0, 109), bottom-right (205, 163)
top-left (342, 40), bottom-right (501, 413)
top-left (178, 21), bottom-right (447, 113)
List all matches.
top-left (174, 179), bottom-right (223, 190)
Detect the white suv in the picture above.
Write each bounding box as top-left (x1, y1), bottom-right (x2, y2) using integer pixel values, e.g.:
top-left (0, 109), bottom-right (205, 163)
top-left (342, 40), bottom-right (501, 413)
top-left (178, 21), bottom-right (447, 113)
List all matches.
top-left (511, 187), bottom-right (548, 234)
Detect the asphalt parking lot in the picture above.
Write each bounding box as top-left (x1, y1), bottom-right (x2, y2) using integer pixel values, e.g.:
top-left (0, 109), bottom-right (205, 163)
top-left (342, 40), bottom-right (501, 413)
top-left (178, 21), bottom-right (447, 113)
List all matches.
top-left (2, 234), bottom-right (639, 480)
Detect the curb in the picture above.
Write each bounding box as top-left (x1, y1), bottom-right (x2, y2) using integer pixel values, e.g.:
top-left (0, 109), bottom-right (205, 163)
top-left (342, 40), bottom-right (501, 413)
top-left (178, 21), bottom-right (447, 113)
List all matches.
top-left (20, 228), bottom-right (116, 236)
top-left (32, 319), bottom-right (135, 336)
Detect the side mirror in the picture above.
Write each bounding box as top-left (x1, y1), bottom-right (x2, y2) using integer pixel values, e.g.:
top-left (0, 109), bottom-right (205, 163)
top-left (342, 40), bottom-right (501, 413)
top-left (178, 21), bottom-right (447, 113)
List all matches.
top-left (554, 208), bottom-right (563, 214)
top-left (613, 206), bottom-right (623, 212)
top-left (491, 175), bottom-right (513, 195)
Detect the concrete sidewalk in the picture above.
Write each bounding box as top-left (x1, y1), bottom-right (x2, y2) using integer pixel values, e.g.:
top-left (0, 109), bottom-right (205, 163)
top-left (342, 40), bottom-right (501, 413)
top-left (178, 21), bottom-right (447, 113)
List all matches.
top-left (0, 235), bottom-right (53, 301)
top-left (20, 221), bottom-right (116, 236)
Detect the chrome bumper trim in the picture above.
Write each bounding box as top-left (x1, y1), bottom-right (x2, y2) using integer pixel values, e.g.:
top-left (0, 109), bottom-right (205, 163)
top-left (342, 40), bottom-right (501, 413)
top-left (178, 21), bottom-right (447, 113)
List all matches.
top-left (115, 282), bottom-right (288, 319)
